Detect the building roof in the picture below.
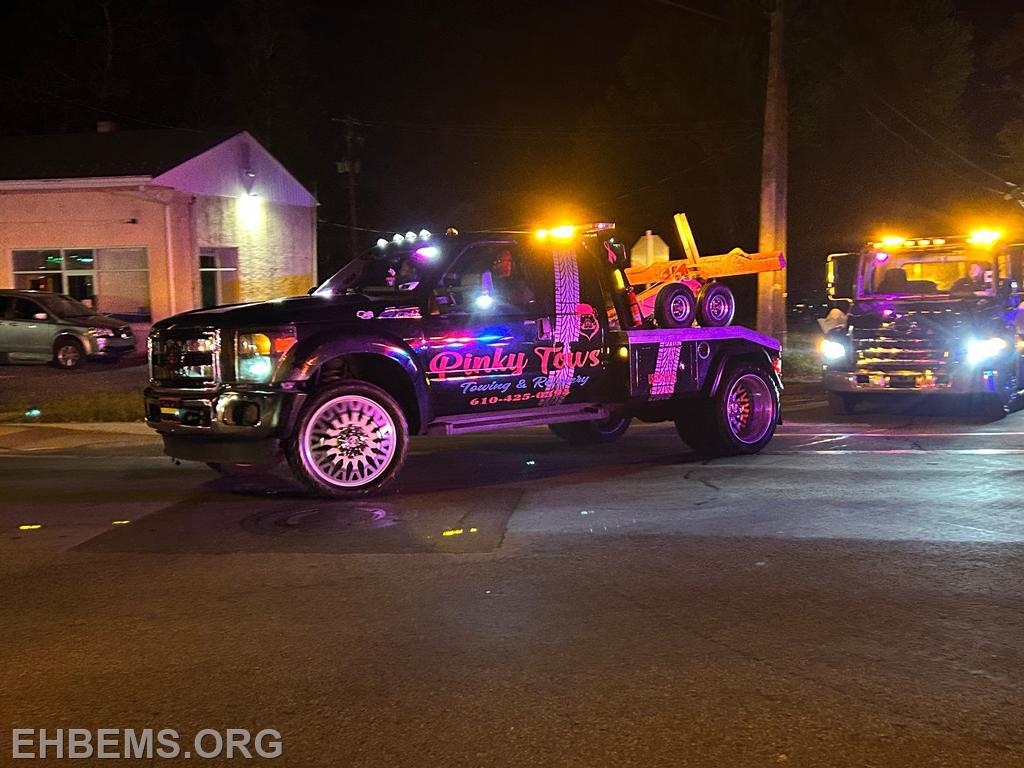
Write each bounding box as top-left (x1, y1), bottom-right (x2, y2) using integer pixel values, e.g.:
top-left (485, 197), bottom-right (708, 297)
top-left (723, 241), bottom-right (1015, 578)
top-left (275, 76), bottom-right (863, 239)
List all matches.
top-left (0, 128), bottom-right (241, 181)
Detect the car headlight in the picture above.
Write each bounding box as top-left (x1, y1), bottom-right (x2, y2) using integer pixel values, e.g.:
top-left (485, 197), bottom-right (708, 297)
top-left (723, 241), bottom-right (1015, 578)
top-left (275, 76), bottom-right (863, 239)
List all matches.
top-left (88, 327), bottom-right (114, 337)
top-left (966, 336), bottom-right (1009, 366)
top-left (235, 328), bottom-right (297, 383)
top-left (819, 338), bottom-right (847, 362)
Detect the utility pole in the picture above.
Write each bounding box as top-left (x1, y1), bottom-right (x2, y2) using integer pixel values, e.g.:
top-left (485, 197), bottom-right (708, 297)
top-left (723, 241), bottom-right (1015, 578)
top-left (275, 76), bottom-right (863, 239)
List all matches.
top-left (757, 0), bottom-right (788, 343)
top-left (336, 116), bottom-right (363, 261)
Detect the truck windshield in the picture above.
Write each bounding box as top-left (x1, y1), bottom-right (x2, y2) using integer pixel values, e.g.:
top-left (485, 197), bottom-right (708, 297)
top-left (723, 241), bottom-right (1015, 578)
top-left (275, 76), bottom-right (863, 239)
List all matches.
top-left (315, 247), bottom-right (441, 297)
top-left (863, 250), bottom-right (994, 297)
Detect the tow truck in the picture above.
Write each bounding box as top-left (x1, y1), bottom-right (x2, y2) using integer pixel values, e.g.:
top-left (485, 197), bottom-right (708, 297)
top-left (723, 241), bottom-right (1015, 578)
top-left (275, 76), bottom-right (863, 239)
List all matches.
top-left (145, 221), bottom-right (783, 497)
top-left (819, 230), bottom-right (1024, 417)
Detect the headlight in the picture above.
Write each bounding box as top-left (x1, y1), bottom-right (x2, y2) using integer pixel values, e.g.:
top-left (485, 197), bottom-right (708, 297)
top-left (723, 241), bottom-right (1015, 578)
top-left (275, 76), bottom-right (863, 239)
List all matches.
top-left (235, 328), bottom-right (297, 383)
top-left (819, 338), bottom-right (847, 362)
top-left (88, 327), bottom-right (114, 337)
top-left (966, 336), bottom-right (1008, 366)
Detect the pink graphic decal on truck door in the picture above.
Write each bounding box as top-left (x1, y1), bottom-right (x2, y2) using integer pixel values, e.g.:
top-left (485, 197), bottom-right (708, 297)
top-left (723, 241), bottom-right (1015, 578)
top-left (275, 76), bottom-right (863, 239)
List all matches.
top-left (545, 247), bottom-right (582, 404)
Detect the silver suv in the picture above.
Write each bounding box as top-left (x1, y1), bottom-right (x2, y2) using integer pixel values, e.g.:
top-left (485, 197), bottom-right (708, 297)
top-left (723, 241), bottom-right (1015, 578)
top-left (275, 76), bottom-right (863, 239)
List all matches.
top-left (0, 290), bottom-right (136, 369)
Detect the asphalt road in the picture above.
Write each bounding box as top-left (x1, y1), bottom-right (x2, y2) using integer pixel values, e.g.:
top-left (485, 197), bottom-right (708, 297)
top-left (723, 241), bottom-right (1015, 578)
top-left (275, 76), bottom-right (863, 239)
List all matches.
top-left (1, 393), bottom-right (1023, 767)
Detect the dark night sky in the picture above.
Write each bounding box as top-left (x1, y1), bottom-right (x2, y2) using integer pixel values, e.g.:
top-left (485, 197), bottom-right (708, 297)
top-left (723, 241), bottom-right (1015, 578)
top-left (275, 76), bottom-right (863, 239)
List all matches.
top-left (2, 0), bottom-right (1023, 301)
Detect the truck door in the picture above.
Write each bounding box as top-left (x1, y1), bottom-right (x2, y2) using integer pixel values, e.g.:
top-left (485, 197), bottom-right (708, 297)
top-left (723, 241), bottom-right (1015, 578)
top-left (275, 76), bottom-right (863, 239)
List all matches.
top-left (422, 241), bottom-right (553, 416)
top-left (539, 242), bottom-right (613, 406)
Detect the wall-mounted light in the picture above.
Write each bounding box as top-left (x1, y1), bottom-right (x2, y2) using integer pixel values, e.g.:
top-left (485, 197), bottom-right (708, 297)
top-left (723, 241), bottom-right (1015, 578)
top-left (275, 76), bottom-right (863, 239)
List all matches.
top-left (236, 193), bottom-right (264, 230)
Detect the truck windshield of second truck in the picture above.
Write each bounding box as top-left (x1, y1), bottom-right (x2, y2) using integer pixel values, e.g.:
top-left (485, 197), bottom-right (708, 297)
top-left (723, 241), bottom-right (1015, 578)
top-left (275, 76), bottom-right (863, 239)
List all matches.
top-left (864, 250), bottom-right (994, 297)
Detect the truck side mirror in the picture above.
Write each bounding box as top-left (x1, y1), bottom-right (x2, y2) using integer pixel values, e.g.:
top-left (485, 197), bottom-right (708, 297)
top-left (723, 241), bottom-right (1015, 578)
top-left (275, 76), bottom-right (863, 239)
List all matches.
top-left (826, 252), bottom-right (860, 301)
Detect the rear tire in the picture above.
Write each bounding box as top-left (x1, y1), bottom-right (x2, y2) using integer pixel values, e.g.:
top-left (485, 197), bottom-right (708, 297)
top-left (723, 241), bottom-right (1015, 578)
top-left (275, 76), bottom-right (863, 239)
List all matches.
top-left (286, 381), bottom-right (409, 498)
top-left (548, 415), bottom-right (632, 444)
top-left (696, 282), bottom-right (736, 327)
top-left (675, 363), bottom-right (778, 456)
top-left (827, 391), bottom-right (857, 416)
top-left (654, 283), bottom-right (696, 329)
top-left (206, 462), bottom-right (279, 476)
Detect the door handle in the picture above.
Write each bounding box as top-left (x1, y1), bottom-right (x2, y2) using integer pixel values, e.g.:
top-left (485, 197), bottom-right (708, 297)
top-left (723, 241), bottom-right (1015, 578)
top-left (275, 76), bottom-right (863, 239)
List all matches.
top-left (536, 317), bottom-right (553, 341)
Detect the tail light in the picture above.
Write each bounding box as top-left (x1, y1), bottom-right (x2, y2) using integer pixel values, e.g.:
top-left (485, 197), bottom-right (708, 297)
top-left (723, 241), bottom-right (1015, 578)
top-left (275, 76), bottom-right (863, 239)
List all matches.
top-left (772, 355), bottom-right (783, 377)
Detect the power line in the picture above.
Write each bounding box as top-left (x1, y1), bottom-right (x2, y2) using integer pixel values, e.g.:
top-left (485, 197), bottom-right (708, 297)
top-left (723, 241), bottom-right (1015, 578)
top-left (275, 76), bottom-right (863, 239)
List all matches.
top-left (332, 115), bottom-right (758, 140)
top-left (0, 73), bottom-right (203, 133)
top-left (648, 0), bottom-right (729, 24)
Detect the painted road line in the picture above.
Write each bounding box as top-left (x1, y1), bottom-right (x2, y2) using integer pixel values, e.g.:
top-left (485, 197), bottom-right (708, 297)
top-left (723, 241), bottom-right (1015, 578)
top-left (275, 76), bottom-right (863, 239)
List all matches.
top-left (776, 430), bottom-right (1024, 438)
top-left (794, 435), bottom-right (851, 448)
top-left (795, 448), bottom-right (1024, 455)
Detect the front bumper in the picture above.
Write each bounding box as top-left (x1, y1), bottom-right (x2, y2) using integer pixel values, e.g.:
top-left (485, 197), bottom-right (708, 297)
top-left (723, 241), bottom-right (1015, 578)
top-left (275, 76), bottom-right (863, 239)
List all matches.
top-left (144, 385), bottom-right (305, 463)
top-left (824, 367), bottom-right (1007, 396)
top-left (86, 335), bottom-right (136, 358)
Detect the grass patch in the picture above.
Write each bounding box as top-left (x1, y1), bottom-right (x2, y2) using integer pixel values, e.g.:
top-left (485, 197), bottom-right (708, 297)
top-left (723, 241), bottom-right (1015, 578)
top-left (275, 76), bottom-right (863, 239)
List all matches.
top-left (0, 392), bottom-right (144, 423)
top-left (783, 329), bottom-right (824, 382)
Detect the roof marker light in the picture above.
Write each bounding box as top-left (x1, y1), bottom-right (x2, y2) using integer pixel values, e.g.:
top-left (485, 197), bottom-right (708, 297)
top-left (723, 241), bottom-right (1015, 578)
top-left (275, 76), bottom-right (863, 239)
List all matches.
top-left (376, 238), bottom-right (388, 248)
top-left (393, 233), bottom-right (404, 244)
top-left (419, 229), bottom-right (431, 239)
top-left (405, 231), bottom-right (417, 241)
top-left (933, 238), bottom-right (945, 245)
top-left (881, 236), bottom-right (905, 248)
top-left (549, 225), bottom-right (576, 240)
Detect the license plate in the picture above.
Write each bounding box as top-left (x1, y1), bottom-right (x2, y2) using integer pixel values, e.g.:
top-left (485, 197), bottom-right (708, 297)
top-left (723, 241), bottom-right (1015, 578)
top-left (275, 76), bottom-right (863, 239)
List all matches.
top-left (159, 399), bottom-right (181, 421)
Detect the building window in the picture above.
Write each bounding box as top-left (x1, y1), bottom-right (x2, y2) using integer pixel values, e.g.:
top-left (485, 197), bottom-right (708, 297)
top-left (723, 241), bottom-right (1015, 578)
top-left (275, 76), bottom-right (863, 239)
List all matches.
top-left (11, 247), bottom-right (150, 320)
top-left (199, 248), bottom-right (239, 308)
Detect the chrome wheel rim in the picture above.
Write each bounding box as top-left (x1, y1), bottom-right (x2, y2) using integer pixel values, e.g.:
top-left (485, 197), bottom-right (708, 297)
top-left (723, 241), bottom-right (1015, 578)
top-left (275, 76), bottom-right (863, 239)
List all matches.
top-left (669, 294), bottom-right (692, 322)
top-left (57, 344), bottom-right (81, 367)
top-left (725, 374), bottom-right (774, 444)
top-left (301, 395), bottom-right (397, 488)
top-left (707, 293), bottom-right (730, 322)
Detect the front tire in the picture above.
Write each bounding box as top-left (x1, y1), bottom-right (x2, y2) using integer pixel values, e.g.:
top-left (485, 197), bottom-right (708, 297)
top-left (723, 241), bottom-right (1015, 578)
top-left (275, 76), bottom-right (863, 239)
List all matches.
top-left (675, 363), bottom-right (778, 456)
top-left (548, 415), bottom-right (632, 444)
top-left (286, 381), bottom-right (409, 498)
top-left (827, 391), bottom-right (857, 416)
top-left (53, 337), bottom-right (85, 369)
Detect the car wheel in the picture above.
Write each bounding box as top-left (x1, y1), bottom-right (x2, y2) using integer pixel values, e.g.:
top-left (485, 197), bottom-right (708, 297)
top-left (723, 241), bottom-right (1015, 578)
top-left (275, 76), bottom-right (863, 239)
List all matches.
top-left (976, 393), bottom-right (1009, 422)
top-left (827, 391), bottom-right (857, 416)
top-left (548, 415), bottom-right (632, 444)
top-left (206, 462), bottom-right (279, 476)
top-left (286, 381), bottom-right (409, 498)
top-left (654, 283), bottom-right (696, 329)
top-left (676, 363), bottom-right (778, 456)
top-left (53, 338), bottom-right (85, 369)
top-left (696, 282), bottom-right (736, 327)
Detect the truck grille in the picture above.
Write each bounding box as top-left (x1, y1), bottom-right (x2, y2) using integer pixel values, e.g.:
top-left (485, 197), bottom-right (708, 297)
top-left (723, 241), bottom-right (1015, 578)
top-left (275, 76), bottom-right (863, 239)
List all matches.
top-left (851, 322), bottom-right (949, 372)
top-left (149, 330), bottom-right (222, 385)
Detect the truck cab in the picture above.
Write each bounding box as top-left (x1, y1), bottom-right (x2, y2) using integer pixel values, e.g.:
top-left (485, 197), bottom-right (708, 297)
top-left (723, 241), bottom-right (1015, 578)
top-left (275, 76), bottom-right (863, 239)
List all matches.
top-left (145, 224), bottom-right (782, 497)
top-left (820, 231), bottom-right (1024, 417)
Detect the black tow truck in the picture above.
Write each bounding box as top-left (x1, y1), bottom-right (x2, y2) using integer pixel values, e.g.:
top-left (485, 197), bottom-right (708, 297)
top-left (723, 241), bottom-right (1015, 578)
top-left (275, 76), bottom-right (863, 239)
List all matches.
top-left (820, 231), bottom-right (1024, 417)
top-left (145, 224), bottom-right (783, 497)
